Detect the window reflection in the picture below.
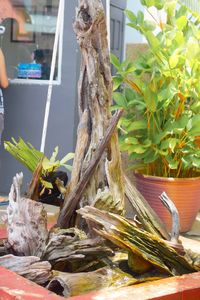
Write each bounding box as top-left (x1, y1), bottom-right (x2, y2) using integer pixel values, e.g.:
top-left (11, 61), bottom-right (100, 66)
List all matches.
top-left (0, 0), bottom-right (59, 81)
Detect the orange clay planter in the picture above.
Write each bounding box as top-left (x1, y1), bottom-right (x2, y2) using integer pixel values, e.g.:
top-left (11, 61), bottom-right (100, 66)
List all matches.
top-left (134, 172), bottom-right (200, 233)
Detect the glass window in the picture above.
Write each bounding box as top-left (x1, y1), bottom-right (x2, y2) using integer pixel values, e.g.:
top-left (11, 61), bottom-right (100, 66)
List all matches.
top-left (0, 0), bottom-right (61, 83)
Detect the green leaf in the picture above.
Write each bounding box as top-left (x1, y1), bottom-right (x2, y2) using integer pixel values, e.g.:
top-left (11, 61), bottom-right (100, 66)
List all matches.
top-left (137, 11), bottom-right (144, 24)
top-left (165, 155), bottom-right (179, 169)
top-left (144, 87), bottom-right (157, 112)
top-left (128, 144), bottom-right (147, 154)
top-left (169, 54), bottom-right (179, 69)
top-left (112, 76), bottom-right (123, 91)
top-left (127, 120), bottom-right (147, 131)
top-left (125, 137), bottom-right (139, 145)
top-left (125, 9), bottom-right (137, 25)
top-left (110, 53), bottom-right (120, 69)
top-left (125, 88), bottom-right (136, 102)
top-left (113, 92), bottom-right (127, 108)
top-left (60, 152), bottom-right (75, 165)
top-left (169, 138), bottom-right (178, 153)
top-left (176, 16), bottom-right (187, 30)
top-left (40, 179), bottom-right (53, 189)
top-left (145, 31), bottom-right (160, 50)
top-left (50, 146), bottom-right (59, 163)
top-left (62, 164), bottom-right (73, 172)
top-left (187, 115), bottom-right (200, 136)
top-left (143, 149), bottom-right (158, 163)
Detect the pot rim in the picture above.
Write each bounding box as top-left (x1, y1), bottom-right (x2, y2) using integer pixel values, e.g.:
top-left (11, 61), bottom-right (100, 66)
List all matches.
top-left (134, 171), bottom-right (200, 182)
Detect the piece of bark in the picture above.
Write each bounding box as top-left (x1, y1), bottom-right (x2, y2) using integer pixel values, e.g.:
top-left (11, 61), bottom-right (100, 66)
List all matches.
top-left (42, 227), bottom-right (114, 272)
top-left (26, 159), bottom-right (43, 201)
top-left (67, 109), bottom-right (89, 197)
top-left (0, 239), bottom-right (8, 256)
top-left (124, 175), bottom-right (170, 240)
top-left (0, 254), bottom-right (52, 285)
top-left (78, 206), bottom-right (197, 276)
top-left (3, 173), bottom-right (48, 257)
top-left (60, 0), bottom-right (124, 230)
top-left (57, 109), bottom-right (123, 229)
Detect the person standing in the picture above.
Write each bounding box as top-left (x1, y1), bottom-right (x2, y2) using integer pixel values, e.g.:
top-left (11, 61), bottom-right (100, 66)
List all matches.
top-left (0, 48), bottom-right (9, 143)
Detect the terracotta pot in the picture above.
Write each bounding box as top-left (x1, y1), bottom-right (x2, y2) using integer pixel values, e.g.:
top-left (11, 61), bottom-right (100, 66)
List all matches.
top-left (134, 173), bottom-right (200, 233)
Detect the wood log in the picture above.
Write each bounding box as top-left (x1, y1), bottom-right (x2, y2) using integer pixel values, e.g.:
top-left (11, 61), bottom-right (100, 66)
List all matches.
top-left (59, 0), bottom-right (124, 230)
top-left (3, 173), bottom-right (48, 257)
top-left (47, 267), bottom-right (143, 298)
top-left (0, 254), bottom-right (52, 285)
top-left (78, 206), bottom-right (197, 276)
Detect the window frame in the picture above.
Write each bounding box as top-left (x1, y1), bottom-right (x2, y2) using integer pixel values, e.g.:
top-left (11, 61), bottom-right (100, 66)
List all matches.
top-left (9, 1), bottom-right (64, 86)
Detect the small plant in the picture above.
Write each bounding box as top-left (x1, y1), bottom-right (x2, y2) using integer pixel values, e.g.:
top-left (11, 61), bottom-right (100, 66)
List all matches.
top-left (4, 138), bottom-right (74, 189)
top-left (111, 0), bottom-right (200, 178)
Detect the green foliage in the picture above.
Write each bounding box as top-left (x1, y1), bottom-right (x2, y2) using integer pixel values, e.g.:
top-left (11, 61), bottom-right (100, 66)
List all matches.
top-left (112, 1), bottom-right (200, 177)
top-left (4, 138), bottom-right (74, 188)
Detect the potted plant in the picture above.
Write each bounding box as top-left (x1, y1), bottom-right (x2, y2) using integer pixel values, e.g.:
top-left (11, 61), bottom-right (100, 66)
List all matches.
top-left (111, 0), bottom-right (200, 232)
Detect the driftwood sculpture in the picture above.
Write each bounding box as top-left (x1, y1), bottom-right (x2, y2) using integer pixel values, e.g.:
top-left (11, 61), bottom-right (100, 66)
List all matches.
top-left (1, 0), bottom-right (200, 298)
top-left (57, 0), bottom-right (124, 230)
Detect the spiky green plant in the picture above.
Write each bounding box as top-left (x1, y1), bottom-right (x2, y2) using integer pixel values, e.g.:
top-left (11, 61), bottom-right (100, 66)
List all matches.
top-left (4, 138), bottom-right (74, 189)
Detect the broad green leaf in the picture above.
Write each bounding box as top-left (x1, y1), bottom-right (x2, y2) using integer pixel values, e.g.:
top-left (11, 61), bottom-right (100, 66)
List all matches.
top-left (169, 54), bottom-right (179, 69)
top-left (165, 155), bottom-right (179, 169)
top-left (144, 87), bottom-right (157, 112)
top-left (176, 16), bottom-right (187, 30)
top-left (128, 144), bottom-right (147, 154)
top-left (192, 157), bottom-right (200, 168)
top-left (112, 76), bottom-right (123, 91)
top-left (137, 11), bottom-right (144, 24)
top-left (125, 137), bottom-right (139, 145)
top-left (187, 115), bottom-right (200, 136)
top-left (155, 0), bottom-right (164, 10)
top-left (110, 53), bottom-right (120, 69)
top-left (143, 150), bottom-right (158, 163)
top-left (174, 31), bottom-right (184, 46)
top-left (127, 120), bottom-right (147, 131)
top-left (125, 9), bottom-right (137, 24)
top-left (169, 138), bottom-right (178, 153)
top-left (125, 88), bottom-right (136, 102)
top-left (158, 82), bottom-right (178, 102)
top-left (113, 92), bottom-right (127, 108)
top-left (145, 31), bottom-right (160, 50)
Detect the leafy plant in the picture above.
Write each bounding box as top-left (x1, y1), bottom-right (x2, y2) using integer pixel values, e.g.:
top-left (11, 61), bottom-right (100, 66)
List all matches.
top-left (4, 138), bottom-right (74, 188)
top-left (111, 0), bottom-right (200, 177)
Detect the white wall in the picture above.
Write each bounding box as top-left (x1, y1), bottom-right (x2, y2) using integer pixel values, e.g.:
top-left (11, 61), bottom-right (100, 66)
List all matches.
top-left (124, 0), bottom-right (143, 44)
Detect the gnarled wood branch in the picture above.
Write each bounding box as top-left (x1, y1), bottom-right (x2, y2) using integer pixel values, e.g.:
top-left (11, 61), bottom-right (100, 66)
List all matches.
top-left (0, 254), bottom-right (52, 285)
top-left (59, 0), bottom-right (124, 231)
top-left (3, 173), bottom-right (48, 257)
